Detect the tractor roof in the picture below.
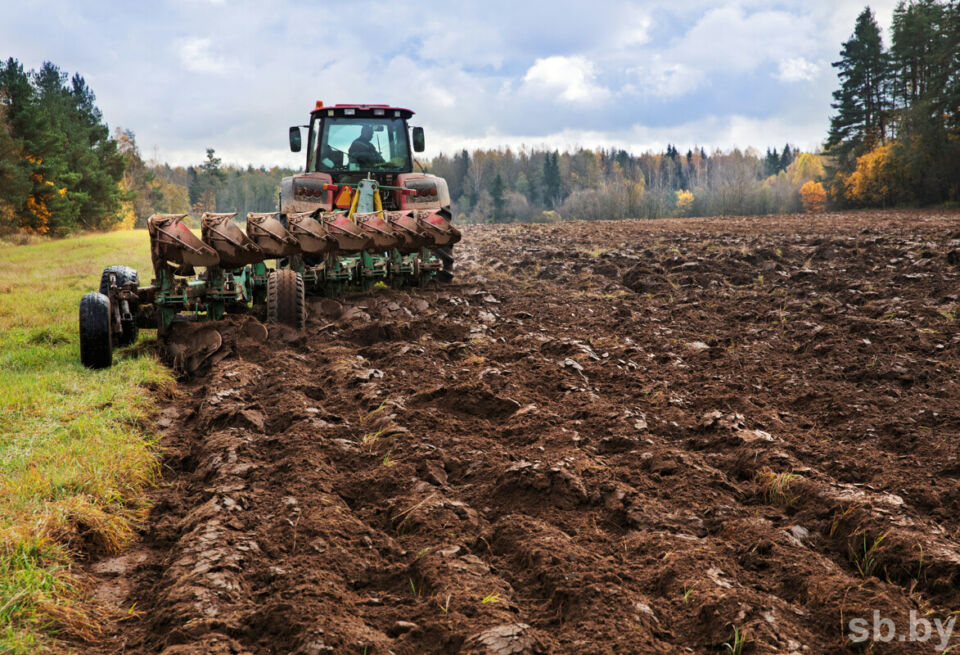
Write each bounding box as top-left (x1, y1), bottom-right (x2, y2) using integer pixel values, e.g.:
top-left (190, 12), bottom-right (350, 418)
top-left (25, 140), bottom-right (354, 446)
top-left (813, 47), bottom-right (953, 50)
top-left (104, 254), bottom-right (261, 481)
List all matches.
top-left (311, 103), bottom-right (414, 119)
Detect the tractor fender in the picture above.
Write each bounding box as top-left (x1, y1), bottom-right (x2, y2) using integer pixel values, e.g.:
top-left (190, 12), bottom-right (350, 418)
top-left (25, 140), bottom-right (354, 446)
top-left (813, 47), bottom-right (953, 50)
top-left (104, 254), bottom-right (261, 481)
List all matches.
top-left (395, 173), bottom-right (450, 211)
top-left (281, 172), bottom-right (335, 214)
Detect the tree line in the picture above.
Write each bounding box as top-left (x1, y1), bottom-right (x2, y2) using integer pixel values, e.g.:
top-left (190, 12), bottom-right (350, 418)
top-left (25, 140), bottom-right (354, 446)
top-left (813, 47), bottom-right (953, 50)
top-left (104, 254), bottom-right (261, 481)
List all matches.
top-left (427, 143), bottom-right (828, 224)
top-left (116, 137), bottom-right (296, 229)
top-left (431, 1), bottom-right (958, 223)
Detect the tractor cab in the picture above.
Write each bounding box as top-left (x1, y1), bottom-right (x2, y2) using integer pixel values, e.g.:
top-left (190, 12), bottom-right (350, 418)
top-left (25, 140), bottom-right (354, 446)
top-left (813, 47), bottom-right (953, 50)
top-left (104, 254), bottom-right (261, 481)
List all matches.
top-left (282, 102), bottom-right (445, 215)
top-left (290, 103), bottom-right (424, 176)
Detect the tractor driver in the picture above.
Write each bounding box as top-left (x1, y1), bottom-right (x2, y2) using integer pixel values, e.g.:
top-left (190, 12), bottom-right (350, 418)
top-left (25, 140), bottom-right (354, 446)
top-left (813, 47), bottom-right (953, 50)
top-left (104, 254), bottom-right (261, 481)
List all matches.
top-left (348, 125), bottom-right (384, 167)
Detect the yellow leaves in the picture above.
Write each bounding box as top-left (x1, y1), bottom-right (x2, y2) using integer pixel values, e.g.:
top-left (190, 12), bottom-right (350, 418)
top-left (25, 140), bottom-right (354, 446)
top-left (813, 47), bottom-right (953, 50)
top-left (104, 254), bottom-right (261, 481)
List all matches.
top-left (114, 183), bottom-right (136, 231)
top-left (799, 181), bottom-right (827, 213)
top-left (113, 206), bottom-right (136, 231)
top-left (675, 189), bottom-right (694, 216)
top-left (19, 157), bottom-right (61, 233)
top-left (23, 195), bottom-right (51, 234)
top-left (628, 180), bottom-right (645, 208)
top-left (0, 200), bottom-right (14, 226)
top-left (788, 153), bottom-right (825, 185)
top-left (841, 142), bottom-right (897, 205)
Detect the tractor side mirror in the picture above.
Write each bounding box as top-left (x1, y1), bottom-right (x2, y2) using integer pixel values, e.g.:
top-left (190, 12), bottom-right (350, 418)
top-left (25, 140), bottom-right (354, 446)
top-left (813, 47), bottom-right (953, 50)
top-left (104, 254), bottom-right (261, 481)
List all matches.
top-left (289, 126), bottom-right (302, 152)
top-left (412, 126), bottom-right (425, 153)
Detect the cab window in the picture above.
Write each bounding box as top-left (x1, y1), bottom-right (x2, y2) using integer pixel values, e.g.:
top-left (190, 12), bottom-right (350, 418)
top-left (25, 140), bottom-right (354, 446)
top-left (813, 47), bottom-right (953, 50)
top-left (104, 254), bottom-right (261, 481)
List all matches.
top-left (315, 117), bottom-right (410, 172)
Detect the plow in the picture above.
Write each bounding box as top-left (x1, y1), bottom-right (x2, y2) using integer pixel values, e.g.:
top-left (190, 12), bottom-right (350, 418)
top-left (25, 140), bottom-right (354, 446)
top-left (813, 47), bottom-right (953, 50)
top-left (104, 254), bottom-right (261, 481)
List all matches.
top-left (79, 103), bottom-right (460, 369)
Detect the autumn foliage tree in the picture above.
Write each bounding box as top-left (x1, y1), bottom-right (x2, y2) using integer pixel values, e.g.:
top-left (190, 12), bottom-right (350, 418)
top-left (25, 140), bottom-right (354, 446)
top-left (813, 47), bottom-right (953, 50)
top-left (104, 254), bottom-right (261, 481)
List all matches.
top-left (0, 103), bottom-right (29, 231)
top-left (800, 181), bottom-right (827, 213)
top-left (836, 142), bottom-right (903, 206)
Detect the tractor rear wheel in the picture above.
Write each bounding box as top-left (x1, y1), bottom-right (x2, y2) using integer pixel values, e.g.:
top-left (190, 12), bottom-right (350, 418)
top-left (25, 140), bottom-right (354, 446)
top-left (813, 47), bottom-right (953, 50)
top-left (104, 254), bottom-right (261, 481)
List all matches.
top-left (99, 265), bottom-right (140, 346)
top-left (267, 269), bottom-right (305, 329)
top-left (436, 246), bottom-right (454, 282)
top-left (79, 292), bottom-right (113, 369)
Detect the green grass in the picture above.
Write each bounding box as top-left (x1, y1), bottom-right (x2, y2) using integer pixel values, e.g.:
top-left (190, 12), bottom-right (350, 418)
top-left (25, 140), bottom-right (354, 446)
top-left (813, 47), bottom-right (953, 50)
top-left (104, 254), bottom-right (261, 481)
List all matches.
top-left (0, 230), bottom-right (171, 652)
top-left (852, 531), bottom-right (889, 579)
top-left (723, 625), bottom-right (746, 654)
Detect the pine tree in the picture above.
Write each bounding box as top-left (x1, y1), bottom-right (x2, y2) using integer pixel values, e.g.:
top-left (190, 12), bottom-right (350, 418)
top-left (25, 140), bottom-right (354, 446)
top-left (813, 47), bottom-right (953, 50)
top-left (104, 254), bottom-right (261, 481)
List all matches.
top-left (779, 144), bottom-right (795, 171)
top-left (189, 148), bottom-right (227, 211)
top-left (543, 151), bottom-right (562, 209)
top-left (490, 172), bottom-right (506, 223)
top-left (890, 0), bottom-right (944, 111)
top-left (827, 7), bottom-right (891, 171)
top-left (764, 148), bottom-right (780, 176)
top-left (0, 104), bottom-right (29, 232)
top-left (887, 0), bottom-right (959, 203)
top-left (64, 69), bottom-right (125, 230)
top-left (945, 2), bottom-right (960, 135)
top-left (448, 148), bottom-right (469, 202)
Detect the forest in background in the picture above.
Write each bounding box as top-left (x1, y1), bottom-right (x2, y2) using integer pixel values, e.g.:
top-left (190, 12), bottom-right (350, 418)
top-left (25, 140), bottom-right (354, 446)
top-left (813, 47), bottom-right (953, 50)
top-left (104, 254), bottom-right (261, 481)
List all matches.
top-left (826, 1), bottom-right (959, 208)
top-left (0, 0), bottom-right (957, 236)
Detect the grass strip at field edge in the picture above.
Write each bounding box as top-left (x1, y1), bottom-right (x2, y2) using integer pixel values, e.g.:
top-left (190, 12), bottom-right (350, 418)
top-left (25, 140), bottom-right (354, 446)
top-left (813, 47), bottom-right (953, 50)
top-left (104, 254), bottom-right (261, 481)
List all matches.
top-left (0, 230), bottom-right (171, 653)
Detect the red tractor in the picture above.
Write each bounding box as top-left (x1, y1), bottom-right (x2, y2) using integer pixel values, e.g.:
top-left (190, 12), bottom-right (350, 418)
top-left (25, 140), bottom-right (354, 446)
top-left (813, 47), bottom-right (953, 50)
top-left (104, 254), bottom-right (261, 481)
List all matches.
top-left (283, 102), bottom-right (457, 282)
top-left (78, 102), bottom-right (460, 369)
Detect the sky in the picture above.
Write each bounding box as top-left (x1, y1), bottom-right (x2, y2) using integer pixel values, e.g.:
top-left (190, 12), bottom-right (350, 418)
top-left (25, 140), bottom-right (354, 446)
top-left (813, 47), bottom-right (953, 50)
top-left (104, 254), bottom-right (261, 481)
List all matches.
top-left (1, 0), bottom-right (901, 167)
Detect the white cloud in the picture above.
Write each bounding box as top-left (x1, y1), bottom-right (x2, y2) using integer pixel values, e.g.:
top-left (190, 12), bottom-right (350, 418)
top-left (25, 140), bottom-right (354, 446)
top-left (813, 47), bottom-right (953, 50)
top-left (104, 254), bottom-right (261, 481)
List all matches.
top-left (629, 59), bottom-right (704, 98)
top-left (178, 37), bottom-right (229, 74)
top-left (612, 9), bottom-right (652, 48)
top-left (625, 5), bottom-right (821, 97)
top-left (522, 56), bottom-right (611, 104)
top-left (777, 57), bottom-right (820, 82)
top-left (677, 6), bottom-right (817, 72)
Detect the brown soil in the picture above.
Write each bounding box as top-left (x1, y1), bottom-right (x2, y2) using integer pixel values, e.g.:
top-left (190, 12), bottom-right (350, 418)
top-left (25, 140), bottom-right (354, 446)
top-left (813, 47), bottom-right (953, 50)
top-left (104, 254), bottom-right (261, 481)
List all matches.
top-left (84, 210), bottom-right (960, 654)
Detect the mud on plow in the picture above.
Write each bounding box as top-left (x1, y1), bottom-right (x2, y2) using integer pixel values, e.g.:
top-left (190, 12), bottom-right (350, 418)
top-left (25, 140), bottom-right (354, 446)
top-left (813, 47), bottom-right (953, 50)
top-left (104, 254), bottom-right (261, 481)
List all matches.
top-left (79, 180), bottom-right (460, 370)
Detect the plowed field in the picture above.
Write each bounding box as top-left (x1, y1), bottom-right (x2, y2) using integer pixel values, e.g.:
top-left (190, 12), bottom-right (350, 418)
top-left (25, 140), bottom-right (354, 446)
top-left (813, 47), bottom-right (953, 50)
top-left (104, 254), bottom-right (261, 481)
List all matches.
top-left (86, 210), bottom-right (960, 654)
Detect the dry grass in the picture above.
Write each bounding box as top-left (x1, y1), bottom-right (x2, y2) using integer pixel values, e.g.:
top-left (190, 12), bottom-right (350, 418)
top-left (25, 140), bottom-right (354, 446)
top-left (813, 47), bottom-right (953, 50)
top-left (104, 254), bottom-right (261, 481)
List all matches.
top-left (0, 230), bottom-right (171, 652)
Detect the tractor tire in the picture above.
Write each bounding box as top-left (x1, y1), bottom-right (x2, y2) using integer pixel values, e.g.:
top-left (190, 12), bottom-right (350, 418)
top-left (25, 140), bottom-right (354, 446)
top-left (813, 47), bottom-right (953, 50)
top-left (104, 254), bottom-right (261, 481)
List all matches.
top-left (99, 265), bottom-right (139, 346)
top-left (79, 292), bottom-right (113, 369)
top-left (267, 269), bottom-right (305, 329)
top-left (98, 265), bottom-right (139, 295)
top-left (436, 246), bottom-right (455, 283)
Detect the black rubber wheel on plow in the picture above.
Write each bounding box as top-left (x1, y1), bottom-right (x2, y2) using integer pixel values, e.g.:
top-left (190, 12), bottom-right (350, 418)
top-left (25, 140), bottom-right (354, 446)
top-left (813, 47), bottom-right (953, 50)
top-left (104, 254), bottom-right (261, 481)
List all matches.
top-left (79, 292), bottom-right (113, 369)
top-left (267, 269), bottom-right (306, 329)
top-left (99, 265), bottom-right (140, 346)
top-left (436, 246), bottom-right (454, 282)
top-left (98, 265), bottom-right (139, 295)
